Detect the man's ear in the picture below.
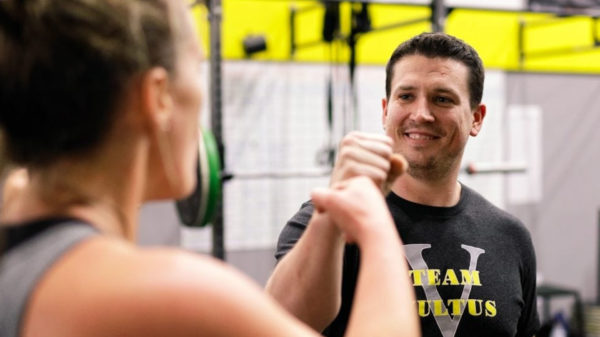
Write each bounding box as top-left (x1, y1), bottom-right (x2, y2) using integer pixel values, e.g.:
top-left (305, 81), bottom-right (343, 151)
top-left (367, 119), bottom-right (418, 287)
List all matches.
top-left (139, 67), bottom-right (173, 133)
top-left (470, 103), bottom-right (486, 137)
top-left (381, 97), bottom-right (389, 129)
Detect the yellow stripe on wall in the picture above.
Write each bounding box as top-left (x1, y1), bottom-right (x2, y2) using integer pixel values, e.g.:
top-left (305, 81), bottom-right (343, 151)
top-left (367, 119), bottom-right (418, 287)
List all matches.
top-left (191, 0), bottom-right (600, 74)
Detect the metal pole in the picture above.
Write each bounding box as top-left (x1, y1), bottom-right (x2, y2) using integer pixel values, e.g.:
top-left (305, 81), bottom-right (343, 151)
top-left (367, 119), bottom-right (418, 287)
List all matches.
top-left (290, 6), bottom-right (296, 58)
top-left (518, 19), bottom-right (526, 69)
top-left (346, 3), bottom-right (370, 134)
top-left (208, 0), bottom-right (225, 261)
top-left (431, 0), bottom-right (445, 32)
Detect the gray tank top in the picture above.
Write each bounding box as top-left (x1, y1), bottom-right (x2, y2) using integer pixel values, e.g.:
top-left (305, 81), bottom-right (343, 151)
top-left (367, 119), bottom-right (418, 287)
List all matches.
top-left (0, 219), bottom-right (98, 337)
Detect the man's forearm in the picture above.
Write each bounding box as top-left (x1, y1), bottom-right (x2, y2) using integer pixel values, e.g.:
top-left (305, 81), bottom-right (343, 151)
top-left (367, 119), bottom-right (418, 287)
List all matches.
top-left (265, 212), bottom-right (345, 331)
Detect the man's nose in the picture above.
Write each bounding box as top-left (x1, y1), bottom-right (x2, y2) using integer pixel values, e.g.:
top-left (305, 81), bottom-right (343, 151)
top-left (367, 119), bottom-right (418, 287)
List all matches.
top-left (409, 96), bottom-right (434, 123)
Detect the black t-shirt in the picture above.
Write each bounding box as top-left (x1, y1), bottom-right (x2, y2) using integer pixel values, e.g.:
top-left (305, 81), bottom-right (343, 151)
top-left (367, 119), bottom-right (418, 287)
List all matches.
top-left (275, 184), bottom-right (539, 337)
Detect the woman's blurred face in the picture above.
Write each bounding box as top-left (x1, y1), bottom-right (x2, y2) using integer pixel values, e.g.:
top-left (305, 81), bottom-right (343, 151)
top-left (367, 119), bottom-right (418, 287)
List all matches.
top-left (162, 2), bottom-right (203, 199)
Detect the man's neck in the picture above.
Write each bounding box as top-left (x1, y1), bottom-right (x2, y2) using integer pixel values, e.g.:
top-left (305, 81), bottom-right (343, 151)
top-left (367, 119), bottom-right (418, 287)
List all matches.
top-left (391, 173), bottom-right (461, 207)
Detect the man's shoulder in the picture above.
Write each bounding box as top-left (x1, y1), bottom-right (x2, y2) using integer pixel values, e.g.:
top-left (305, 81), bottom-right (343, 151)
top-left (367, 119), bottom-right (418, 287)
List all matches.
top-left (461, 184), bottom-right (532, 239)
top-left (288, 200), bottom-right (315, 228)
top-left (274, 200), bottom-right (315, 259)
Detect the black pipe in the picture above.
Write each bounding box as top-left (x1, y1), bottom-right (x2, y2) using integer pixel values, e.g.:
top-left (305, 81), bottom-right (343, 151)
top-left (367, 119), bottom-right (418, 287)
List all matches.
top-left (208, 0), bottom-right (225, 261)
top-left (290, 6), bottom-right (296, 57)
top-left (430, 0), bottom-right (445, 32)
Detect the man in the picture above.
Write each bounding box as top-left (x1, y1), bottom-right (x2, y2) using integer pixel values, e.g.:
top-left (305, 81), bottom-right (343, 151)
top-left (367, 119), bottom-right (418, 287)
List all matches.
top-left (266, 32), bottom-right (539, 337)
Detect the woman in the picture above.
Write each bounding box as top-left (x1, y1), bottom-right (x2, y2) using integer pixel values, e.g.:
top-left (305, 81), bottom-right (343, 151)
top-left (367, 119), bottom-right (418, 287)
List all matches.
top-left (0, 1), bottom-right (419, 336)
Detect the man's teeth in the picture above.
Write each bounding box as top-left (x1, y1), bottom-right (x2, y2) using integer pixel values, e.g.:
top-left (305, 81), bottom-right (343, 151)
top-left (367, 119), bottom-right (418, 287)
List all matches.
top-left (407, 133), bottom-right (434, 140)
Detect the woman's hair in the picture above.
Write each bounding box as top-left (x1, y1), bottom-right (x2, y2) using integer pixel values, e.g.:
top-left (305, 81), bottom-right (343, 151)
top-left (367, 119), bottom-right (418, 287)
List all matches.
top-left (0, 0), bottom-right (184, 167)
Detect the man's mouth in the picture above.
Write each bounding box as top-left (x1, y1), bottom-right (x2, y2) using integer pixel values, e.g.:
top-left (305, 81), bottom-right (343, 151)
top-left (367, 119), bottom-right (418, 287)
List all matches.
top-left (403, 131), bottom-right (440, 141)
top-left (405, 133), bottom-right (436, 140)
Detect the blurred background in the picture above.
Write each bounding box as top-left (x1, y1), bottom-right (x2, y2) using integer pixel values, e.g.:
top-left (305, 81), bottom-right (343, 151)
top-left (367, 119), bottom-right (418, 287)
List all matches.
top-left (137, 0), bottom-right (600, 334)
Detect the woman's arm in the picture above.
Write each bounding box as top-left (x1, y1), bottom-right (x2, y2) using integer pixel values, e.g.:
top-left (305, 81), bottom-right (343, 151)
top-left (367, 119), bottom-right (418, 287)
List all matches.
top-left (311, 176), bottom-right (420, 337)
top-left (22, 177), bottom-right (418, 337)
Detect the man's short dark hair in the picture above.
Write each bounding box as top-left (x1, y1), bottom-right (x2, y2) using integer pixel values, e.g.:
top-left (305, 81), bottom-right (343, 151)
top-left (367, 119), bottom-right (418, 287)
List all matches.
top-left (385, 32), bottom-right (484, 109)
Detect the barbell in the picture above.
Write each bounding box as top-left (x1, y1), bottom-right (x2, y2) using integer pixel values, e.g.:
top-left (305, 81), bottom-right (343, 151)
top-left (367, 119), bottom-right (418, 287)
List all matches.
top-left (175, 129), bottom-right (332, 227)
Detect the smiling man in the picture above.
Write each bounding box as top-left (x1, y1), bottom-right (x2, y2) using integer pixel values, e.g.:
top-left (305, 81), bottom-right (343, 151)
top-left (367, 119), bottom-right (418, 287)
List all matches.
top-left (266, 33), bottom-right (539, 337)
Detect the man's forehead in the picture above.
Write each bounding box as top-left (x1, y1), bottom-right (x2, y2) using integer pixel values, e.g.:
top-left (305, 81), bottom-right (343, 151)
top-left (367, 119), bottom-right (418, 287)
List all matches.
top-left (391, 55), bottom-right (469, 90)
top-left (394, 55), bottom-right (467, 74)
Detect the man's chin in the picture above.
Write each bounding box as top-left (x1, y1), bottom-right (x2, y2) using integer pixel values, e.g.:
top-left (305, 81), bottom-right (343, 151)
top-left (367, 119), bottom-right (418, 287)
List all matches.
top-left (406, 160), bottom-right (442, 179)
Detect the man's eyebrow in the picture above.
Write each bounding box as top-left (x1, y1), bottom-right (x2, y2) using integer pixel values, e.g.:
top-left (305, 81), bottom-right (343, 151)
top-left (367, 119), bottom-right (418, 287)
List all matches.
top-left (393, 85), bottom-right (459, 95)
top-left (394, 85), bottom-right (416, 92)
top-left (432, 87), bottom-right (459, 96)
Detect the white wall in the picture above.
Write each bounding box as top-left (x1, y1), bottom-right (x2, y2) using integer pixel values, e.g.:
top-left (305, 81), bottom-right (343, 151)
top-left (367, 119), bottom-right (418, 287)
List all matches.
top-left (506, 72), bottom-right (600, 302)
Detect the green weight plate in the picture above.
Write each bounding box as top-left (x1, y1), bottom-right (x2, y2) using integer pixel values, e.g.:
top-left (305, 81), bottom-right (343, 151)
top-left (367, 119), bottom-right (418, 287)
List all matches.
top-left (175, 128), bottom-right (221, 227)
top-left (201, 129), bottom-right (221, 225)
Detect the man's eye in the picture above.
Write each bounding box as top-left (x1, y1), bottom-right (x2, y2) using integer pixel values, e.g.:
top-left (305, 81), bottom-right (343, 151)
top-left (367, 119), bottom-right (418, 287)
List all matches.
top-left (399, 94), bottom-right (412, 100)
top-left (435, 96), bottom-right (452, 104)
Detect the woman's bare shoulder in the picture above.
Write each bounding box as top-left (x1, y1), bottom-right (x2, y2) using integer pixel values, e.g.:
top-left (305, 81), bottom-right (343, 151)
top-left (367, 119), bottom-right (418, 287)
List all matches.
top-left (23, 237), bottom-right (315, 337)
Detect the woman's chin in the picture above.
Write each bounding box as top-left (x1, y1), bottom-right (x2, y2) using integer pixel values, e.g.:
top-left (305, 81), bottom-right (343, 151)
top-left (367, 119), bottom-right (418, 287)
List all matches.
top-left (143, 180), bottom-right (194, 202)
top-left (174, 179), bottom-right (197, 200)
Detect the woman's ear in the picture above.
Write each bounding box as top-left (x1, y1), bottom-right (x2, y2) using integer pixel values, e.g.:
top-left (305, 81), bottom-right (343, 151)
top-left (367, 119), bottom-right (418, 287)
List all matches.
top-left (137, 67), bottom-right (179, 195)
top-left (139, 67), bottom-right (173, 133)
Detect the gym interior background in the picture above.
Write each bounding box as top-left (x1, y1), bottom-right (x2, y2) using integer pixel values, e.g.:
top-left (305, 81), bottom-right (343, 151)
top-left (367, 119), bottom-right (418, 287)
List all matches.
top-left (133, 0), bottom-right (600, 331)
